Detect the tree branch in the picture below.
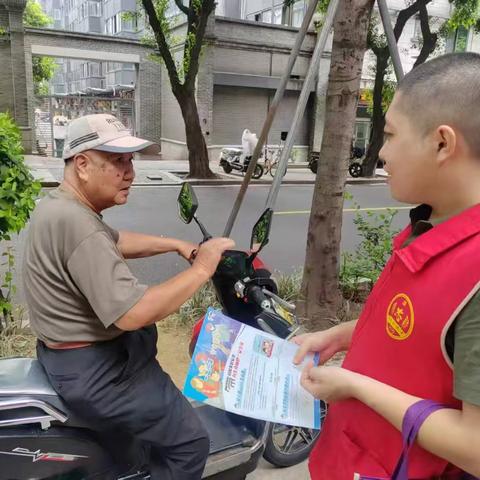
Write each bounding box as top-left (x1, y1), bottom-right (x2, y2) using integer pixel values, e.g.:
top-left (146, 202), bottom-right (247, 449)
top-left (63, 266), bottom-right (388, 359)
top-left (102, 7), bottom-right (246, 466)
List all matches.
top-left (413, 2), bottom-right (438, 67)
top-left (184, 0), bottom-right (216, 88)
top-left (141, 0), bottom-right (180, 89)
top-left (393, 0), bottom-right (430, 40)
top-left (174, 0), bottom-right (189, 16)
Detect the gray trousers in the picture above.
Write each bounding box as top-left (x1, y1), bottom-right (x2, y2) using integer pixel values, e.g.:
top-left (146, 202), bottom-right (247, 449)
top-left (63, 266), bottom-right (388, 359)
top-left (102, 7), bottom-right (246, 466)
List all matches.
top-left (37, 325), bottom-right (209, 480)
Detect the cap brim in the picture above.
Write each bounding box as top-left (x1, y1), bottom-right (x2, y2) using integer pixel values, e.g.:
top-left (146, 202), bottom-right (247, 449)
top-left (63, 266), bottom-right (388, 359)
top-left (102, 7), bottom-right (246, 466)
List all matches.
top-left (95, 135), bottom-right (160, 155)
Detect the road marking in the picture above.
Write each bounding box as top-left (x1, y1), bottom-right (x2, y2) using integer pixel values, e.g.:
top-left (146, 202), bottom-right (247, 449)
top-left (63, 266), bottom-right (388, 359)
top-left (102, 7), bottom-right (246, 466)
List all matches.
top-left (274, 206), bottom-right (411, 215)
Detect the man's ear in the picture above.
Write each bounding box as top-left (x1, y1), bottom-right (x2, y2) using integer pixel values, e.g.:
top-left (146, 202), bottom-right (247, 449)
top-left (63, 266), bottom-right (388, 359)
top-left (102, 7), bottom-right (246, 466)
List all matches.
top-left (434, 125), bottom-right (456, 165)
top-left (73, 153), bottom-right (90, 182)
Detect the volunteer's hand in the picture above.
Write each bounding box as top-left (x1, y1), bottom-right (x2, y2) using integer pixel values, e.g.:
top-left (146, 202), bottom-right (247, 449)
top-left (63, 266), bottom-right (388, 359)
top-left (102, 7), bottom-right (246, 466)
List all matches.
top-left (192, 238), bottom-right (235, 277)
top-left (175, 240), bottom-right (199, 262)
top-left (301, 363), bottom-right (361, 403)
top-left (292, 324), bottom-right (351, 366)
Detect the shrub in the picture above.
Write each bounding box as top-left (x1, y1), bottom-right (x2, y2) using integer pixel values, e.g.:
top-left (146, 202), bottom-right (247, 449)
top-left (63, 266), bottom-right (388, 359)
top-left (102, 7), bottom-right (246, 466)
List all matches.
top-left (340, 205), bottom-right (399, 301)
top-left (0, 113), bottom-right (41, 331)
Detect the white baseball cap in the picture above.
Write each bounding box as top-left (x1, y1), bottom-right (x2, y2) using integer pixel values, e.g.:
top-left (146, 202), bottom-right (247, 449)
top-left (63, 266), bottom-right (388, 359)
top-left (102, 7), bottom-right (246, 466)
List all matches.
top-left (62, 114), bottom-right (159, 160)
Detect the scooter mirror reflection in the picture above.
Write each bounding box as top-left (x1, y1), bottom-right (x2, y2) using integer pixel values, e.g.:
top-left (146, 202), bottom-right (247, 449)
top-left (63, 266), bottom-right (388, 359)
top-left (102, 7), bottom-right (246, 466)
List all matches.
top-left (250, 209), bottom-right (273, 253)
top-left (177, 182), bottom-right (199, 224)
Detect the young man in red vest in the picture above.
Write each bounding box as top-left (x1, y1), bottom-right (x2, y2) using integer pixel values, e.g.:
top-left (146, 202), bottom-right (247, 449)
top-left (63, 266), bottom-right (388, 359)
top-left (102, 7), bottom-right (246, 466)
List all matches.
top-left (294, 52), bottom-right (480, 479)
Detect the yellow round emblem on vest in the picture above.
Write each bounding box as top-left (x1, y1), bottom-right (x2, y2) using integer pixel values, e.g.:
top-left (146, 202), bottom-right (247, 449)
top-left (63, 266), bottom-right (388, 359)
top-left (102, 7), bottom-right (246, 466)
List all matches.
top-left (386, 293), bottom-right (414, 340)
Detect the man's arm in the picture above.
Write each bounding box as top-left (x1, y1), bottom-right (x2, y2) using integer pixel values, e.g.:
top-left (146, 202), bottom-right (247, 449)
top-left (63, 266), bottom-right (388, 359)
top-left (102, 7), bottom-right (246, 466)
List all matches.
top-left (302, 366), bottom-right (480, 476)
top-left (117, 230), bottom-right (196, 260)
top-left (114, 237), bottom-right (233, 331)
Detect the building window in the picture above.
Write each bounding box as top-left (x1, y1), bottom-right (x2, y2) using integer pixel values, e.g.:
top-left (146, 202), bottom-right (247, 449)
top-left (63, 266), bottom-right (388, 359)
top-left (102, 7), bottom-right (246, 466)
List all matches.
top-left (79, 2), bottom-right (87, 19)
top-left (53, 9), bottom-right (61, 21)
top-left (106, 14), bottom-right (119, 34)
top-left (122, 12), bottom-right (138, 32)
top-left (106, 11), bottom-right (137, 34)
top-left (272, 5), bottom-right (283, 24)
top-left (88, 1), bottom-right (102, 18)
top-left (354, 121), bottom-right (370, 152)
top-left (262, 10), bottom-right (272, 23)
top-left (247, 2), bottom-right (286, 25)
top-left (291, 1), bottom-right (306, 28)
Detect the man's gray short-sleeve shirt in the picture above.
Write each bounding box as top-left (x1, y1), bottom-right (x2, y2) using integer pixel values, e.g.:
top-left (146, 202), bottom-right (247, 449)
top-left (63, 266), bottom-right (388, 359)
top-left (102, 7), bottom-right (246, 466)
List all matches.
top-left (23, 188), bottom-right (147, 344)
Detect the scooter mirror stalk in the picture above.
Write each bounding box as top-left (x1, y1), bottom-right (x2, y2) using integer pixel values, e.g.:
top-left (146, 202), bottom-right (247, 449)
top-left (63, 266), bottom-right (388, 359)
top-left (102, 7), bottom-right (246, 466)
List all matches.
top-left (178, 183), bottom-right (212, 242)
top-left (250, 209), bottom-right (273, 254)
top-left (177, 182), bottom-right (199, 224)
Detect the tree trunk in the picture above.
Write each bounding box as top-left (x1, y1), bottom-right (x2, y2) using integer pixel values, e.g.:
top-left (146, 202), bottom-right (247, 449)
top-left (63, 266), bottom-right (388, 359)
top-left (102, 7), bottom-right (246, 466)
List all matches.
top-left (300, 0), bottom-right (374, 332)
top-left (175, 89), bottom-right (216, 179)
top-left (362, 50), bottom-right (388, 177)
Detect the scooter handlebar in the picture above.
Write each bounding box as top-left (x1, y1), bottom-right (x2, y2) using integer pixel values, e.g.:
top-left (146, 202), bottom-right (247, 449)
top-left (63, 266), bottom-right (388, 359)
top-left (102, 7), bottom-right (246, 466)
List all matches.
top-left (247, 285), bottom-right (270, 309)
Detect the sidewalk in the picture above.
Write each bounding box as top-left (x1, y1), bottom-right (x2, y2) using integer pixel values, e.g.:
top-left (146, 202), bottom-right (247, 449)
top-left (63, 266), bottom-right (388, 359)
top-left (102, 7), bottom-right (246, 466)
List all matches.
top-left (25, 154), bottom-right (388, 187)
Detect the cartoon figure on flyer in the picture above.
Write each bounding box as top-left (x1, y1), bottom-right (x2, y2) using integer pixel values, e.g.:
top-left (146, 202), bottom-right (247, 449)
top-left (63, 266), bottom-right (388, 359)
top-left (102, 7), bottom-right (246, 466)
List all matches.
top-left (261, 339), bottom-right (274, 357)
top-left (254, 334), bottom-right (275, 358)
top-left (190, 352), bottom-right (225, 399)
top-left (204, 319), bottom-right (237, 362)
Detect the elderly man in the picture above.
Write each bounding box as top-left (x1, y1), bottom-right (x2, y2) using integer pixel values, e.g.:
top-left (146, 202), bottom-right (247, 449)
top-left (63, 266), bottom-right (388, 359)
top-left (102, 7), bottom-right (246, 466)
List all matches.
top-left (23, 114), bottom-right (234, 480)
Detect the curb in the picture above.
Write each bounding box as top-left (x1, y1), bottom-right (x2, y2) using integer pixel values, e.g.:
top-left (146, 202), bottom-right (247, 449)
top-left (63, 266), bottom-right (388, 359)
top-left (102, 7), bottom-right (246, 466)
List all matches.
top-left (39, 177), bottom-right (387, 188)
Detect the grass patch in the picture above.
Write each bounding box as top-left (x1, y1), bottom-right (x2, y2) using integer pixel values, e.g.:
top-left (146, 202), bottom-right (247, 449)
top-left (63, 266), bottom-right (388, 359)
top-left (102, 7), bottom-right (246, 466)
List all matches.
top-left (0, 327), bottom-right (37, 358)
top-left (0, 308), bottom-right (37, 358)
top-left (162, 282), bottom-right (221, 331)
top-left (273, 269), bottom-right (303, 302)
top-left (162, 271), bottom-right (304, 332)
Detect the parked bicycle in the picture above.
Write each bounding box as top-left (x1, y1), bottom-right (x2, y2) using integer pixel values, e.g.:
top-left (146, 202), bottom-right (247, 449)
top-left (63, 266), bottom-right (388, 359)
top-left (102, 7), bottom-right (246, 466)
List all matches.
top-left (262, 131), bottom-right (291, 178)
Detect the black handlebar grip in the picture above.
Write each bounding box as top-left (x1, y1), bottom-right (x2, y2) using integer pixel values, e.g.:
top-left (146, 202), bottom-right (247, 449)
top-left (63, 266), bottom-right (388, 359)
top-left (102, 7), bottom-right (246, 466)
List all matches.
top-left (248, 285), bottom-right (269, 306)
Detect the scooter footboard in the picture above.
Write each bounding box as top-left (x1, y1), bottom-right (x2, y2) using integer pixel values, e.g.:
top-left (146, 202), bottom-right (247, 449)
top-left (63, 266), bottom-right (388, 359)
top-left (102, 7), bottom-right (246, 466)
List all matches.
top-left (193, 401), bottom-right (264, 454)
top-left (193, 402), bottom-right (265, 479)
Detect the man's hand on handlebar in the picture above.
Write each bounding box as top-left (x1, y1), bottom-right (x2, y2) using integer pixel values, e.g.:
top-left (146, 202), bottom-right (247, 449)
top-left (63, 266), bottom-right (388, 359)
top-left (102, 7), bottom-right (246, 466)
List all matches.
top-left (176, 240), bottom-right (200, 262)
top-left (192, 238), bottom-right (236, 277)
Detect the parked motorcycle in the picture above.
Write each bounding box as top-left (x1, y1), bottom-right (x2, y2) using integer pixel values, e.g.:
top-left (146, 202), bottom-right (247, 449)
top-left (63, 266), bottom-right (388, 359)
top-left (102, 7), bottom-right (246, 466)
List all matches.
top-left (180, 182), bottom-right (324, 469)
top-left (0, 182), bottom-right (325, 480)
top-left (308, 145), bottom-right (365, 177)
top-left (219, 149), bottom-right (264, 179)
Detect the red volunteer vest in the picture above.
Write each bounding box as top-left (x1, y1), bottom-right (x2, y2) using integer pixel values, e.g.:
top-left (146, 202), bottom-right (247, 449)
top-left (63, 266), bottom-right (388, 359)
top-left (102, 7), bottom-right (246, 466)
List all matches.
top-left (310, 204), bottom-right (480, 480)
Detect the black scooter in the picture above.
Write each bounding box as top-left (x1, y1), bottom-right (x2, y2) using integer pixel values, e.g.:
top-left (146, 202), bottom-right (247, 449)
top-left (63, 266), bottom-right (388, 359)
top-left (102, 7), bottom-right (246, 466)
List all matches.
top-left (308, 145), bottom-right (365, 176)
top-left (0, 183), bottom-right (324, 479)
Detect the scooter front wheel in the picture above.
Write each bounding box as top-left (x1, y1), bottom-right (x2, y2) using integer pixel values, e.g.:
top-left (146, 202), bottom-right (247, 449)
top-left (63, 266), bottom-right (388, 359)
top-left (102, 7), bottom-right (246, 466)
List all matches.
top-left (222, 163), bottom-right (233, 174)
top-left (263, 401), bottom-right (326, 467)
top-left (263, 423), bottom-right (320, 467)
top-left (252, 164), bottom-right (264, 179)
top-left (349, 162), bottom-right (363, 178)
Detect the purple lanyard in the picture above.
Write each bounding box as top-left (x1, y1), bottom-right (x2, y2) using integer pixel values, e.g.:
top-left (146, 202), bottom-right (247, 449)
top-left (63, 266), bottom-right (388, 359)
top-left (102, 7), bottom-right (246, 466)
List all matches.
top-left (358, 399), bottom-right (476, 480)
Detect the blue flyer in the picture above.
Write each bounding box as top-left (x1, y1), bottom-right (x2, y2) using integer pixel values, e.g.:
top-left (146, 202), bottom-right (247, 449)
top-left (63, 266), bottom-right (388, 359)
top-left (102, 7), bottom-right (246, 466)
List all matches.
top-left (183, 307), bottom-right (322, 429)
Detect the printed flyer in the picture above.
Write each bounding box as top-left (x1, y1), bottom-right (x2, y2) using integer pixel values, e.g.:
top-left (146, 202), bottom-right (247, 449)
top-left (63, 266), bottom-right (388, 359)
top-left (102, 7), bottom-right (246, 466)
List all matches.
top-left (183, 307), bottom-right (322, 429)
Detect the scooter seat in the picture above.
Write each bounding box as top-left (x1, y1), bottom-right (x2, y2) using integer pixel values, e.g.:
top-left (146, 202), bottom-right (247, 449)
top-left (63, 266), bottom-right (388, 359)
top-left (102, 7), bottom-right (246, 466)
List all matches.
top-left (0, 357), bottom-right (57, 396)
top-left (0, 357), bottom-right (86, 428)
top-left (222, 148), bottom-right (242, 153)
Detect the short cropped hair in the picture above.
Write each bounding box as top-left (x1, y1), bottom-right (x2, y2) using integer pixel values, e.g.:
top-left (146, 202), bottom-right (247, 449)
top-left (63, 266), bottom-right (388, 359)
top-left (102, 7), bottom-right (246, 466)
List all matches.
top-left (397, 52), bottom-right (480, 156)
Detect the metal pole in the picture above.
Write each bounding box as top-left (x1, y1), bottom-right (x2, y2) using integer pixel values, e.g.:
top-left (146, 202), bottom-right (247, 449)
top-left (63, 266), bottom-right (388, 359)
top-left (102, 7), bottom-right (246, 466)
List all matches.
top-left (377, 0), bottom-right (404, 81)
top-left (223, 0), bottom-right (319, 237)
top-left (265, 0), bottom-right (340, 210)
top-left (49, 96), bottom-right (55, 157)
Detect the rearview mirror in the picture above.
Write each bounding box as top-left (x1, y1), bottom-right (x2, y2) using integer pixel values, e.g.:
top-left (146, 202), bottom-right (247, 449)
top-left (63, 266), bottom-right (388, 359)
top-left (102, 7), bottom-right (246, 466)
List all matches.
top-left (177, 182), bottom-right (199, 224)
top-left (250, 209), bottom-right (273, 253)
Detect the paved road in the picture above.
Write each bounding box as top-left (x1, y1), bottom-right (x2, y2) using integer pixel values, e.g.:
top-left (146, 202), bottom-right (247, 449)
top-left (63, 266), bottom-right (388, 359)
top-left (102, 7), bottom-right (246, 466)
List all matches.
top-left (107, 182), bottom-right (409, 282)
top-left (11, 183), bottom-right (410, 303)
top-left (246, 457), bottom-right (310, 479)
